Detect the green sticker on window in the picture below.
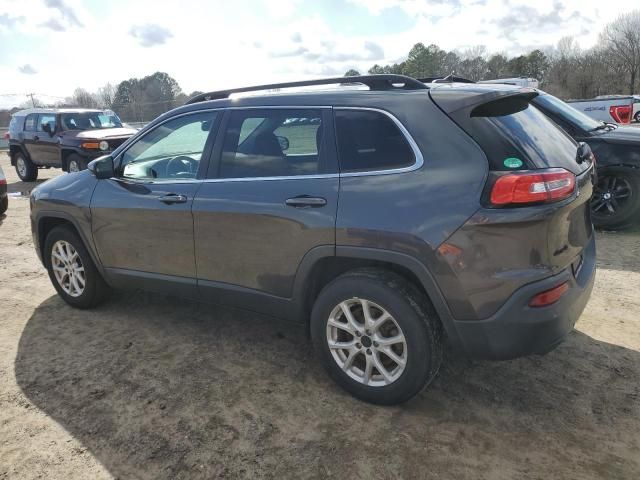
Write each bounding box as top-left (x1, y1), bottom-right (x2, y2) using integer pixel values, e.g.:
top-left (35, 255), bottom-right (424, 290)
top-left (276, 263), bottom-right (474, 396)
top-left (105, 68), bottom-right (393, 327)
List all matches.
top-left (504, 157), bottom-right (523, 169)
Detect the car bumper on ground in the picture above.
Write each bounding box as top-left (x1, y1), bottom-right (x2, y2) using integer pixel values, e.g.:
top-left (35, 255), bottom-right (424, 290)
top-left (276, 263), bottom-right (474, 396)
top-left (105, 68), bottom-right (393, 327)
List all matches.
top-left (451, 235), bottom-right (596, 360)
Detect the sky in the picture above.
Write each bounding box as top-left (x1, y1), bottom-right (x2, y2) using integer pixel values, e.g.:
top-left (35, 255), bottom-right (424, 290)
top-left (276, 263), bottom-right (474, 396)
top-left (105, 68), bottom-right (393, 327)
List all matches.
top-left (0, 0), bottom-right (638, 108)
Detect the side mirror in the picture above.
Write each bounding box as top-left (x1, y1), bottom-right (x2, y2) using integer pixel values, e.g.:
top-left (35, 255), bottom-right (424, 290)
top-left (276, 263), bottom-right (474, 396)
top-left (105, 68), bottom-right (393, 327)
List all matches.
top-left (276, 135), bottom-right (290, 151)
top-left (88, 155), bottom-right (115, 179)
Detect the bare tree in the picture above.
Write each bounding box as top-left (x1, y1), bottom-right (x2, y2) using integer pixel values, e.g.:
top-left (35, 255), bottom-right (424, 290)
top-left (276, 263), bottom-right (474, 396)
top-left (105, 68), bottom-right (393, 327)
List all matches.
top-left (601, 10), bottom-right (640, 94)
top-left (71, 88), bottom-right (99, 108)
top-left (97, 83), bottom-right (116, 109)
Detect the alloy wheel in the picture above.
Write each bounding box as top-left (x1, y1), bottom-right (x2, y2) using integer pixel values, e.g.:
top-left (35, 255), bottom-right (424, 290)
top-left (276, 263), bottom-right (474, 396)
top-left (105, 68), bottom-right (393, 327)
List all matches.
top-left (326, 298), bottom-right (407, 387)
top-left (51, 240), bottom-right (86, 297)
top-left (68, 160), bottom-right (80, 173)
top-left (16, 157), bottom-right (27, 178)
top-left (591, 174), bottom-right (633, 217)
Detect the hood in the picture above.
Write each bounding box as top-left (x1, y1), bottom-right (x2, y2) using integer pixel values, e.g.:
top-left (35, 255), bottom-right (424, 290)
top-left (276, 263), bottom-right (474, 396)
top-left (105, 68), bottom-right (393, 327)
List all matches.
top-left (600, 125), bottom-right (640, 145)
top-left (66, 127), bottom-right (137, 140)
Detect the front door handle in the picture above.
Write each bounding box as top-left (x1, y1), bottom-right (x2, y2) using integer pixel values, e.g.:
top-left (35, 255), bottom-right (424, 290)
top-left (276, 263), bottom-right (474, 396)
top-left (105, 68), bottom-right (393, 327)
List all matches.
top-left (159, 193), bottom-right (188, 204)
top-left (285, 196), bottom-right (327, 208)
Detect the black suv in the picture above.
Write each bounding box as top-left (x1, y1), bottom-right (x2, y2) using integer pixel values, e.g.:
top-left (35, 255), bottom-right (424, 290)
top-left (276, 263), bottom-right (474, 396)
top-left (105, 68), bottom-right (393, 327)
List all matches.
top-left (531, 92), bottom-right (640, 230)
top-left (8, 108), bottom-right (136, 181)
top-left (30, 75), bottom-right (596, 405)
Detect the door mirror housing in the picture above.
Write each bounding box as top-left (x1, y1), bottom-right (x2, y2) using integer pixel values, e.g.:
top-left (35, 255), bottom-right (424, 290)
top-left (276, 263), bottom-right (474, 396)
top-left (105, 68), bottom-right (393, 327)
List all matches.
top-left (88, 155), bottom-right (115, 179)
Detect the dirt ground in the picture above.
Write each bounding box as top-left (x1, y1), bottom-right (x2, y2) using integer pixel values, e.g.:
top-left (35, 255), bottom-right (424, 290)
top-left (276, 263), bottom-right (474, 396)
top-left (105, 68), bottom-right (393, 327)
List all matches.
top-left (0, 153), bottom-right (638, 480)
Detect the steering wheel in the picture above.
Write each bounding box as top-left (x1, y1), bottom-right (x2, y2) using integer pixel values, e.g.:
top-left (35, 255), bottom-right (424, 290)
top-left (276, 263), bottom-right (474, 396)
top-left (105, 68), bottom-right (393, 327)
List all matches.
top-left (166, 155), bottom-right (198, 177)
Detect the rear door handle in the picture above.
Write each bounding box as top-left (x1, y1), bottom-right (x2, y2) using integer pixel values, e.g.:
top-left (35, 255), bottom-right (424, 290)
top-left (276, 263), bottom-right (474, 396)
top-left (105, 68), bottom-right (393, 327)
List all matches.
top-left (285, 196), bottom-right (327, 208)
top-left (159, 193), bottom-right (188, 204)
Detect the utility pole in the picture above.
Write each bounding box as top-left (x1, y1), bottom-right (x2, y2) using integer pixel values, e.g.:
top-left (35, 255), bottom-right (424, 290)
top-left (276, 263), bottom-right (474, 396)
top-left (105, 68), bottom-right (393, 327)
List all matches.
top-left (27, 93), bottom-right (36, 107)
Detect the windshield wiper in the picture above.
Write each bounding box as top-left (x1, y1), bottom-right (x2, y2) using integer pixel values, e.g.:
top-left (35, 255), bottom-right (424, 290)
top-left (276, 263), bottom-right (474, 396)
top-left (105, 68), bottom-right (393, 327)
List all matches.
top-left (590, 122), bottom-right (612, 132)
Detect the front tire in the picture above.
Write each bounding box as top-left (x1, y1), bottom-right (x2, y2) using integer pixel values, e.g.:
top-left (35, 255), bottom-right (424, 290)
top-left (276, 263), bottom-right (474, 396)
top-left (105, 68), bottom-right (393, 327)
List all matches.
top-left (311, 269), bottom-right (442, 405)
top-left (14, 152), bottom-right (38, 182)
top-left (67, 154), bottom-right (85, 173)
top-left (635, 111), bottom-right (640, 123)
top-left (44, 226), bottom-right (110, 308)
top-left (591, 167), bottom-right (640, 230)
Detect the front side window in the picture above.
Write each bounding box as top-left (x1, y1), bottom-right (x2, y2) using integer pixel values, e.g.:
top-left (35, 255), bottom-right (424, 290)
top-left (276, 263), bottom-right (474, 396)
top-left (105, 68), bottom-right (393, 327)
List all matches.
top-left (24, 114), bottom-right (37, 131)
top-left (218, 109), bottom-right (325, 179)
top-left (120, 111), bottom-right (217, 181)
top-left (37, 114), bottom-right (56, 132)
top-left (334, 110), bottom-right (415, 173)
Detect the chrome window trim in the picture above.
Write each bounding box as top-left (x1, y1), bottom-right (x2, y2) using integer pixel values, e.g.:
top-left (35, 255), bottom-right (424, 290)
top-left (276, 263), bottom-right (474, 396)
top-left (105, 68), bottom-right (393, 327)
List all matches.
top-left (113, 108), bottom-right (223, 177)
top-left (334, 107), bottom-right (424, 178)
top-left (115, 105), bottom-right (423, 184)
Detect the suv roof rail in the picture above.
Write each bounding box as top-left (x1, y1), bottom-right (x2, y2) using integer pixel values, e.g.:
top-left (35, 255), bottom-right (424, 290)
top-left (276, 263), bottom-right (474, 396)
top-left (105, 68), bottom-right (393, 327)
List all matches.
top-left (185, 74), bottom-right (429, 104)
top-left (418, 75), bottom-right (475, 84)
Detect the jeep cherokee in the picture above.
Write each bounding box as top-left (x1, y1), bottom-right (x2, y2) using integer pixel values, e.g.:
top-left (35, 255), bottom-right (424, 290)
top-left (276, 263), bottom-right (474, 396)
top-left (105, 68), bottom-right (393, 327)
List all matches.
top-left (30, 75), bottom-right (596, 405)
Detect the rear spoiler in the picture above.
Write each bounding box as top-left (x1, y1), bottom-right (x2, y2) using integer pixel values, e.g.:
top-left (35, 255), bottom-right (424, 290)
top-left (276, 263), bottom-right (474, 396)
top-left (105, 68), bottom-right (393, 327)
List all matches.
top-left (429, 87), bottom-right (539, 116)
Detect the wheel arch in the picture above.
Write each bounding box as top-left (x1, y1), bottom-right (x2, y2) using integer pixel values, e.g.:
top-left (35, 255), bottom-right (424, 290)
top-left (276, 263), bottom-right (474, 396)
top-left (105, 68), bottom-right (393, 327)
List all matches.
top-left (8, 144), bottom-right (29, 166)
top-left (36, 212), bottom-right (104, 275)
top-left (293, 246), bottom-right (460, 345)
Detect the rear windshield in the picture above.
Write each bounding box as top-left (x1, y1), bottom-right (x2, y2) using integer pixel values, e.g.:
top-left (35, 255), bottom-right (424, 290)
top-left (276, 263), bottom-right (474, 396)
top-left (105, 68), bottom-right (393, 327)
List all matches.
top-left (452, 97), bottom-right (584, 174)
top-left (533, 93), bottom-right (601, 131)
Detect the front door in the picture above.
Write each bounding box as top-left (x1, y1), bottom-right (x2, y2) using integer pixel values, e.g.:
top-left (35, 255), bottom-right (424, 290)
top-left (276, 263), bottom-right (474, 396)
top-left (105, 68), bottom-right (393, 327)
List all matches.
top-left (90, 110), bottom-right (219, 296)
top-left (193, 108), bottom-right (338, 308)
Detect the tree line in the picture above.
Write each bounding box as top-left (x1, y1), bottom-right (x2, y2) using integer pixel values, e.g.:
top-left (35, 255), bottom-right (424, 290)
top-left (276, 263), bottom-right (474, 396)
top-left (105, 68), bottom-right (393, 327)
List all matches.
top-left (344, 10), bottom-right (640, 100)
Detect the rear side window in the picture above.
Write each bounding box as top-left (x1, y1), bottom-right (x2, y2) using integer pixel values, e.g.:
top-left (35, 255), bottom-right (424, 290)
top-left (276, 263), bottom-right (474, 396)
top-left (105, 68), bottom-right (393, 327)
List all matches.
top-left (218, 109), bottom-right (326, 179)
top-left (37, 114), bottom-right (56, 132)
top-left (334, 110), bottom-right (415, 173)
top-left (24, 114), bottom-right (37, 131)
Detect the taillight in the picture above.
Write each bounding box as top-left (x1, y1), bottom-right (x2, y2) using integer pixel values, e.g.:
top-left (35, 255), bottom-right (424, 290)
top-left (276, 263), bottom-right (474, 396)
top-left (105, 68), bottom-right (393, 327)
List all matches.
top-left (490, 168), bottom-right (576, 206)
top-left (2, 132), bottom-right (8, 140)
top-left (529, 281), bottom-right (569, 307)
top-left (609, 105), bottom-right (632, 124)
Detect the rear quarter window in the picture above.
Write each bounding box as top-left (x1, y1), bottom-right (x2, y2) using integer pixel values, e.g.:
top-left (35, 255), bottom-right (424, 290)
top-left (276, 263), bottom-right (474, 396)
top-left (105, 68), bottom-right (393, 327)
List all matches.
top-left (334, 109), bottom-right (415, 173)
top-left (24, 114), bottom-right (37, 131)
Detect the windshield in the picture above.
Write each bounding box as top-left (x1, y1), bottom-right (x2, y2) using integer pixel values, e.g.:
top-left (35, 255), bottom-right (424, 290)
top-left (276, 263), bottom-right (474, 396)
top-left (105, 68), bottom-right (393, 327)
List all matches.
top-left (534, 93), bottom-right (601, 131)
top-left (61, 111), bottom-right (123, 130)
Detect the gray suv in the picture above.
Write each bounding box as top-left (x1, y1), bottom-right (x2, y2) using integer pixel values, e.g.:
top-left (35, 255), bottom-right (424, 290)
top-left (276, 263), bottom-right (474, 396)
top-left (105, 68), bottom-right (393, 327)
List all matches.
top-left (30, 75), bottom-right (596, 405)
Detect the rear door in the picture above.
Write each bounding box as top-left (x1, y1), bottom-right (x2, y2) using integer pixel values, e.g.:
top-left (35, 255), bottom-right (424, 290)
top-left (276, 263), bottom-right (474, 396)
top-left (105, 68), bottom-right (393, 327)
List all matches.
top-left (35, 113), bottom-right (61, 166)
top-left (21, 114), bottom-right (40, 161)
top-left (193, 107), bottom-right (338, 304)
top-left (90, 110), bottom-right (219, 296)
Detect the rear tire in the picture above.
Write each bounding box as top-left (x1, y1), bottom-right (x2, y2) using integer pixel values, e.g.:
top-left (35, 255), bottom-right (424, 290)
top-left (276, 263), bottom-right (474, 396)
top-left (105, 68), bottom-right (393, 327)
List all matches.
top-left (635, 111), bottom-right (640, 123)
top-left (311, 269), bottom-right (442, 405)
top-left (0, 196), bottom-right (7, 215)
top-left (14, 152), bottom-right (38, 182)
top-left (67, 154), bottom-right (85, 173)
top-left (44, 225), bottom-right (110, 309)
top-left (591, 167), bottom-right (640, 230)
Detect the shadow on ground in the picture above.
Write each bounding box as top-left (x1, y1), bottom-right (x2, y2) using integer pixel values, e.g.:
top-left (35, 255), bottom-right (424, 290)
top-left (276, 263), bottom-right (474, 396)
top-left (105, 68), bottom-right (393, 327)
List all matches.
top-left (6, 178), bottom-right (49, 195)
top-left (15, 293), bottom-right (640, 479)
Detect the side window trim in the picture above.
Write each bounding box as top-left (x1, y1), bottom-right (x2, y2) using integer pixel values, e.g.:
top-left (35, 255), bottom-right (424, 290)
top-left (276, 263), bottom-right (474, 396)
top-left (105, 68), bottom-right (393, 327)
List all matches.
top-left (204, 106), bottom-right (338, 182)
top-left (113, 109), bottom-right (222, 184)
top-left (333, 107), bottom-right (424, 177)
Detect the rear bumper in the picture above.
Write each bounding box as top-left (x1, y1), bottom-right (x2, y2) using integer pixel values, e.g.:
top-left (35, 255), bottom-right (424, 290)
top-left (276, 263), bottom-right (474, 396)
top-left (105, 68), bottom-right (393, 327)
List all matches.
top-left (451, 235), bottom-right (596, 360)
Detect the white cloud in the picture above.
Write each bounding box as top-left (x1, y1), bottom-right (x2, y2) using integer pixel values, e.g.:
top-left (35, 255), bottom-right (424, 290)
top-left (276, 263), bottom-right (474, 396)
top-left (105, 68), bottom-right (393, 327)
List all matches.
top-left (0, 0), bottom-right (639, 109)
